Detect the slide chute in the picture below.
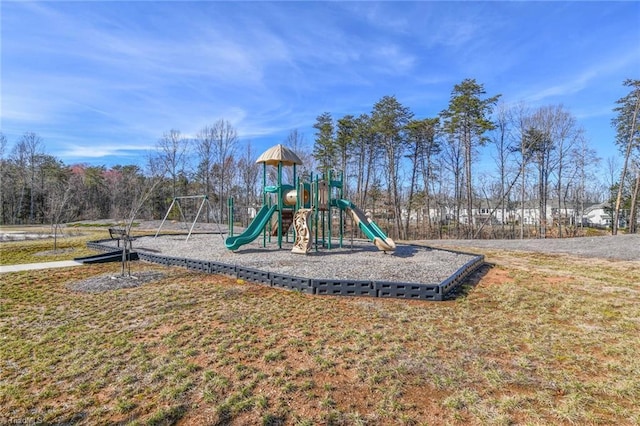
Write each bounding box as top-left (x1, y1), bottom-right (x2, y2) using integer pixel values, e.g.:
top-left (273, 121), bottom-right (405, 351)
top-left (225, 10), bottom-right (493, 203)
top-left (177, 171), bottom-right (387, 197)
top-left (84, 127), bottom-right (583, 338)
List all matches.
top-left (336, 199), bottom-right (396, 252)
top-left (225, 205), bottom-right (277, 251)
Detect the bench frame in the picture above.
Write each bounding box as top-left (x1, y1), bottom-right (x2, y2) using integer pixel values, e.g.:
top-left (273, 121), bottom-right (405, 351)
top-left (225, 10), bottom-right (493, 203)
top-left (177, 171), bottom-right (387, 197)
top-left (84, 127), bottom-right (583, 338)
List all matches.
top-left (108, 227), bottom-right (133, 248)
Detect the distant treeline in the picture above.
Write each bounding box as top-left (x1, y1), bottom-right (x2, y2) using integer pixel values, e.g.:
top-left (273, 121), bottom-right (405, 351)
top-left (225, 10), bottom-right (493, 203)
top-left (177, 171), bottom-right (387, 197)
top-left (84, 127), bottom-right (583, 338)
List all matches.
top-left (1, 78), bottom-right (638, 239)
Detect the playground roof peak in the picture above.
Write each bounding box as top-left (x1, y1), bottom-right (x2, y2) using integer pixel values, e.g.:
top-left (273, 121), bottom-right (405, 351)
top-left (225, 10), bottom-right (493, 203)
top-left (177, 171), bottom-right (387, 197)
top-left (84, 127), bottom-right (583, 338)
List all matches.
top-left (256, 144), bottom-right (303, 166)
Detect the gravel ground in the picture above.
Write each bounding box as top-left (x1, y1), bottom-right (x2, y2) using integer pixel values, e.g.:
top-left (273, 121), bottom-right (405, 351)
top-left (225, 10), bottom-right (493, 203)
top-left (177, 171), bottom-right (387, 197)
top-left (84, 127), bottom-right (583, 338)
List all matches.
top-left (106, 233), bottom-right (480, 285)
top-left (418, 234), bottom-right (640, 261)
top-left (88, 220), bottom-right (638, 292)
top-left (131, 221), bottom-right (639, 262)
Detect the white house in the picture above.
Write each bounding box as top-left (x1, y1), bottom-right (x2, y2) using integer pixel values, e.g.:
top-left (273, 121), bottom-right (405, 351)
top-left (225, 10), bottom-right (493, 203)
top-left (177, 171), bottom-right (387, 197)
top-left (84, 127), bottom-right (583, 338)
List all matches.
top-left (400, 199), bottom-right (578, 227)
top-left (582, 203), bottom-right (612, 227)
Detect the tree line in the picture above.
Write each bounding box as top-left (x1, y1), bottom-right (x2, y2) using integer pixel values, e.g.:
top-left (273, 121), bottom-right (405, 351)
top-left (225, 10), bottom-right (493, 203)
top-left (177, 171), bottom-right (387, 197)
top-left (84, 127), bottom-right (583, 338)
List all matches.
top-left (311, 79), bottom-right (639, 239)
top-left (0, 119), bottom-right (263, 230)
top-left (1, 78), bottom-right (638, 239)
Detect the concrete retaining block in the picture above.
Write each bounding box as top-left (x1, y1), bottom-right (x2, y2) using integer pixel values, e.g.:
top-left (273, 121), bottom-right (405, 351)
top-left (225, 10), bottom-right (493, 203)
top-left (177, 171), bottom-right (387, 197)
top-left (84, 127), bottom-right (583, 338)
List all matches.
top-left (236, 266), bottom-right (271, 285)
top-left (313, 279), bottom-right (377, 297)
top-left (376, 281), bottom-right (441, 300)
top-left (210, 262), bottom-right (237, 277)
top-left (271, 273), bottom-right (314, 294)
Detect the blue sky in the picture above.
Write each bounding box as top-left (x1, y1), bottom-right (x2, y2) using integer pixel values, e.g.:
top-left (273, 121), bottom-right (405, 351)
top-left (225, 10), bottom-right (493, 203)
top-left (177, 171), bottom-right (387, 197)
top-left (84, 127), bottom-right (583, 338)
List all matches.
top-left (1, 1), bottom-right (639, 170)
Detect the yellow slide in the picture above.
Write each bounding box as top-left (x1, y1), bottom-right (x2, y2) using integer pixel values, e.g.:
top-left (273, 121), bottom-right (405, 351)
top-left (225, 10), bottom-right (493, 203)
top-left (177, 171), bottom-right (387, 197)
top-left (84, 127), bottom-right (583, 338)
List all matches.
top-left (336, 199), bottom-right (396, 252)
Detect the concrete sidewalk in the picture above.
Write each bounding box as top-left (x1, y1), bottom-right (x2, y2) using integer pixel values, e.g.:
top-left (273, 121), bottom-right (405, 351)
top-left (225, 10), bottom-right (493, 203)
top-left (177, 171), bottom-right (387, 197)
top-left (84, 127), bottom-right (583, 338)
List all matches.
top-left (0, 260), bottom-right (82, 273)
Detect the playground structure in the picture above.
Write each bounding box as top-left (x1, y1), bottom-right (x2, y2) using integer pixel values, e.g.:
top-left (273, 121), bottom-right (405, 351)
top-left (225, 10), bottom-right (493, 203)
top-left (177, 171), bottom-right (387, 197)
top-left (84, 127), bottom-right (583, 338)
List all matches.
top-left (224, 144), bottom-right (396, 253)
top-left (81, 144), bottom-right (484, 302)
top-left (82, 145), bottom-right (482, 301)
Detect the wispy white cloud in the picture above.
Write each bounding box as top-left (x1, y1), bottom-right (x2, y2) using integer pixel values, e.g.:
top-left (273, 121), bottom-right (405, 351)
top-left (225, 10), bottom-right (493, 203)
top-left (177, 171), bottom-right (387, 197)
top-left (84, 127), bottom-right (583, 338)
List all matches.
top-left (370, 44), bottom-right (416, 75)
top-left (525, 75), bottom-right (597, 104)
top-left (2, 1), bottom-right (638, 167)
top-left (58, 143), bottom-right (150, 159)
top-left (356, 2), bottom-right (411, 35)
top-left (517, 50), bottom-right (640, 105)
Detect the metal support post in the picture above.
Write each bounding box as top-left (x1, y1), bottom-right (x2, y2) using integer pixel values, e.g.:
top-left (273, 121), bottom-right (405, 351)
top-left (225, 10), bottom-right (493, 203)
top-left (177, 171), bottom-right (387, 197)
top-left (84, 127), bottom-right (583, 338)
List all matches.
top-left (228, 197), bottom-right (234, 237)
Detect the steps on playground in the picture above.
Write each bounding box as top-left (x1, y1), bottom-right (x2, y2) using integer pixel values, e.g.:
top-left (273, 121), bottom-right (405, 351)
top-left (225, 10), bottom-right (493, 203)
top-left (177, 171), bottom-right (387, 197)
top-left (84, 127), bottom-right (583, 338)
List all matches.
top-left (271, 210), bottom-right (294, 236)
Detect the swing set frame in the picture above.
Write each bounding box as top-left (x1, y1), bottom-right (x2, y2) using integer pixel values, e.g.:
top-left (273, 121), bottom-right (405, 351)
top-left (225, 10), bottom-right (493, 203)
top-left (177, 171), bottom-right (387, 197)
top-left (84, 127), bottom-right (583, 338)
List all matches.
top-left (154, 195), bottom-right (224, 241)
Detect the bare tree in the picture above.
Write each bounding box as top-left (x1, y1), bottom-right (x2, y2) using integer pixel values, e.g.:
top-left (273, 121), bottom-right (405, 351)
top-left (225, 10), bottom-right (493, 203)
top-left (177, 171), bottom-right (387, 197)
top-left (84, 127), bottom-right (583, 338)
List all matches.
top-left (528, 107), bottom-right (557, 238)
top-left (628, 161), bottom-right (640, 233)
top-left (10, 138), bottom-right (29, 223)
top-left (606, 156), bottom-right (620, 191)
top-left (612, 79), bottom-right (640, 235)
top-left (156, 129), bottom-right (189, 200)
top-left (441, 131), bottom-right (464, 236)
top-left (405, 117), bottom-right (439, 238)
top-left (571, 135), bottom-right (600, 231)
top-left (105, 165), bottom-right (145, 220)
top-left (0, 133), bottom-right (8, 223)
top-left (351, 114), bottom-right (379, 209)
top-left (236, 141), bottom-right (260, 225)
top-left (419, 119), bottom-right (441, 236)
top-left (284, 129), bottom-right (314, 182)
top-left (490, 102), bottom-right (515, 235)
top-left (195, 125), bottom-right (216, 213)
top-left (13, 132), bottom-right (45, 223)
top-left (509, 102), bottom-right (534, 239)
top-left (46, 173), bottom-right (73, 252)
top-left (550, 105), bottom-right (580, 237)
top-left (114, 173), bottom-right (163, 277)
top-left (0, 132), bottom-right (6, 159)
top-left (207, 119), bottom-right (238, 222)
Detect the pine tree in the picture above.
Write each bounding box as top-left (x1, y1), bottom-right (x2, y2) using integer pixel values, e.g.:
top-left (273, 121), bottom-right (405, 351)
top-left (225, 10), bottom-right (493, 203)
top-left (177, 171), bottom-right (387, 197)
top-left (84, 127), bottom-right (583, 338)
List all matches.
top-left (372, 95), bottom-right (413, 239)
top-left (440, 79), bottom-right (500, 237)
top-left (312, 112), bottom-right (335, 172)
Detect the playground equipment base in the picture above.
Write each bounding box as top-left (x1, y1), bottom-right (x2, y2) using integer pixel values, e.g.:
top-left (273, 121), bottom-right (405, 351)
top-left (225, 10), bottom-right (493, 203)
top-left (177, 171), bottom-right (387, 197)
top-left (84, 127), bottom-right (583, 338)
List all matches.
top-left (87, 238), bottom-right (484, 302)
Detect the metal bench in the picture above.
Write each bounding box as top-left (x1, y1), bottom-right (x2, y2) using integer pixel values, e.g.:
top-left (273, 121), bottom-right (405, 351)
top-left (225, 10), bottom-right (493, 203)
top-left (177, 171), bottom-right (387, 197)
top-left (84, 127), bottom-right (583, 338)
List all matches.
top-left (108, 227), bottom-right (133, 248)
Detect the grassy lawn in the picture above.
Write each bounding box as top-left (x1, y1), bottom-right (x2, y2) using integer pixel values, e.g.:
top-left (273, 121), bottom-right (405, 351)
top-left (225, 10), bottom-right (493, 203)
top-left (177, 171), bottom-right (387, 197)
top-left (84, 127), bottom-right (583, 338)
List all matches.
top-left (0, 226), bottom-right (106, 265)
top-left (1, 236), bottom-right (639, 425)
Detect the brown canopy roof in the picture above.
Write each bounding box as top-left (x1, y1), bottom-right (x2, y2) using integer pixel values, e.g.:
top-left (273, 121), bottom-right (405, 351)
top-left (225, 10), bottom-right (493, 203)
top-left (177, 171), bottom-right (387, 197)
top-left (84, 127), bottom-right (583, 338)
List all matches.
top-left (255, 144), bottom-right (303, 166)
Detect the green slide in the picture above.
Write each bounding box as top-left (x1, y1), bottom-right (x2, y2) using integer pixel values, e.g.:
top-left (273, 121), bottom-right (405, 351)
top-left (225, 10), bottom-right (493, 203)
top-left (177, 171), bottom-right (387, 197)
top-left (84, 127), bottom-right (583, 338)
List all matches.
top-left (225, 205), bottom-right (277, 251)
top-left (336, 199), bottom-right (396, 251)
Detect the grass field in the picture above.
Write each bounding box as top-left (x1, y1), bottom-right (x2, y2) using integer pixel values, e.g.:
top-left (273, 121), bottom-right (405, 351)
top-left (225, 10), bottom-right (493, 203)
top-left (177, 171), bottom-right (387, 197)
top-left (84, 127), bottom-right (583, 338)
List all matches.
top-left (1, 232), bottom-right (639, 425)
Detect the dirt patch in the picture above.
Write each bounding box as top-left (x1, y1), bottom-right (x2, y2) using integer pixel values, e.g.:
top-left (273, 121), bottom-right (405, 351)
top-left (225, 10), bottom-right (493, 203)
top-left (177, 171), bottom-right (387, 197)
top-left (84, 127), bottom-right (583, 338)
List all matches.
top-left (67, 271), bottom-right (166, 293)
top-left (478, 267), bottom-right (513, 288)
top-left (34, 248), bottom-right (75, 257)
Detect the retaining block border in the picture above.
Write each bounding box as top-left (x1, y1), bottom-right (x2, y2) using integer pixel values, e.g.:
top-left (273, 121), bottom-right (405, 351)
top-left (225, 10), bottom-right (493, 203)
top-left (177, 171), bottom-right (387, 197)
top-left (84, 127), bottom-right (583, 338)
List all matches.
top-left (86, 238), bottom-right (484, 301)
top-left (313, 279), bottom-right (377, 297)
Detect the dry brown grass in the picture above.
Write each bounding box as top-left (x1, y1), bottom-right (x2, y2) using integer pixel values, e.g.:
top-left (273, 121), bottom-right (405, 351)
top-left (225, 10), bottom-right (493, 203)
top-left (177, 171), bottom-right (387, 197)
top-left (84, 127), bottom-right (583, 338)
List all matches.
top-left (1, 242), bottom-right (639, 425)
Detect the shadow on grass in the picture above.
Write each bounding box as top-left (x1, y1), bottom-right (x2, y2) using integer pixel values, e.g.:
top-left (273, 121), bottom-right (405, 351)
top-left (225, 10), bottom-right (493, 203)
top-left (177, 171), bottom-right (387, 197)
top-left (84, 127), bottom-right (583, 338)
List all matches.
top-left (444, 262), bottom-right (494, 300)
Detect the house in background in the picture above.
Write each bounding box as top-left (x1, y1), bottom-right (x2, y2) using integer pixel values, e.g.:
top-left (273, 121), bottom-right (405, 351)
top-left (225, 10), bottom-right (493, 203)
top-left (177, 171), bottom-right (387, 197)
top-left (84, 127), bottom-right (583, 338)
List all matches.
top-left (403, 200), bottom-right (576, 227)
top-left (464, 199), bottom-right (577, 227)
top-left (581, 202), bottom-right (640, 229)
top-left (397, 199), bottom-right (636, 231)
top-left (582, 203), bottom-right (612, 227)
